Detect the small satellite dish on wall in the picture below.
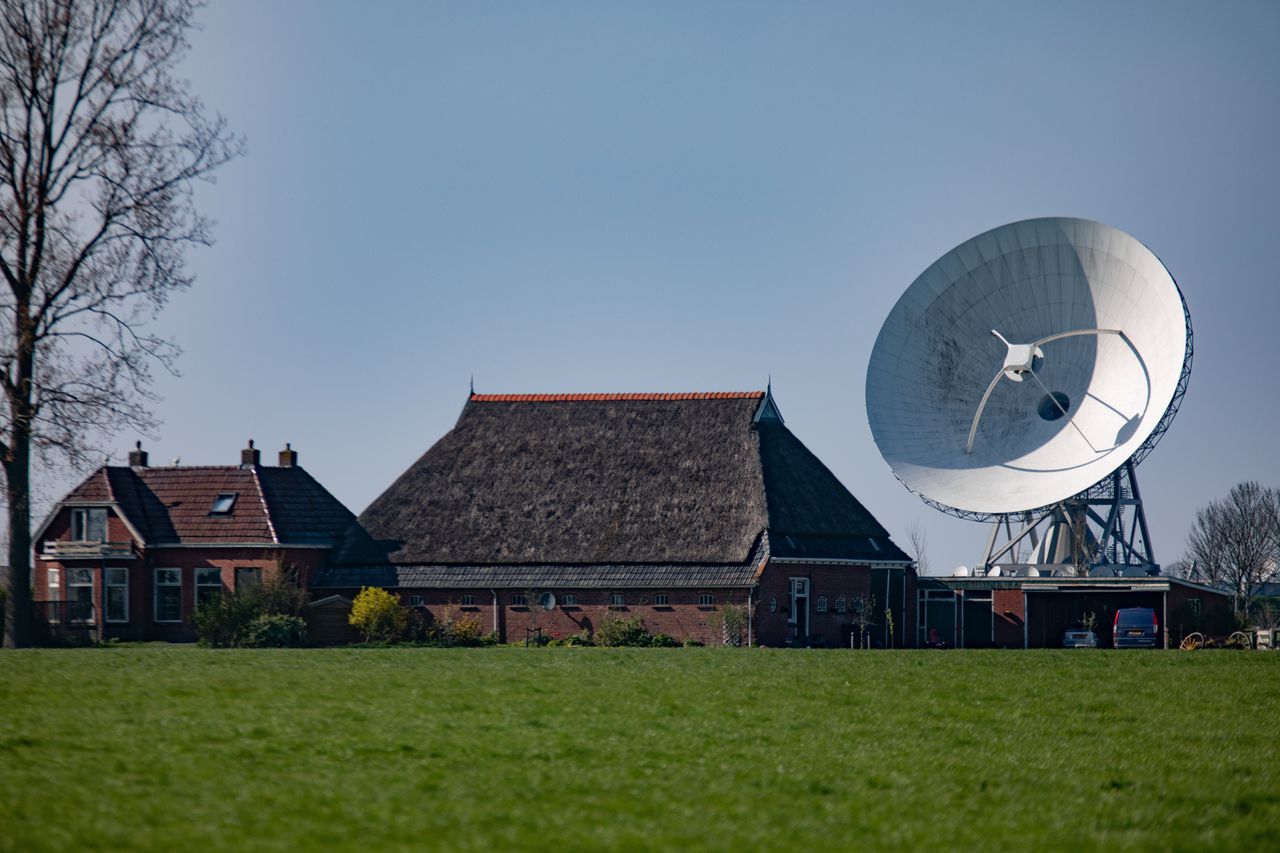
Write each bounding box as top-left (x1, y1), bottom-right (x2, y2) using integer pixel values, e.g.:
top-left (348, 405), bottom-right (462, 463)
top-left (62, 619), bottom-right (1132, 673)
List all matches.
top-left (866, 217), bottom-right (1192, 572)
top-left (539, 592), bottom-right (557, 611)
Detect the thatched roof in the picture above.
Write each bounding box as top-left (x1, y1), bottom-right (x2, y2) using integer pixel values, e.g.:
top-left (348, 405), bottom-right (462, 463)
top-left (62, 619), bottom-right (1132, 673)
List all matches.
top-left (338, 391), bottom-right (908, 569)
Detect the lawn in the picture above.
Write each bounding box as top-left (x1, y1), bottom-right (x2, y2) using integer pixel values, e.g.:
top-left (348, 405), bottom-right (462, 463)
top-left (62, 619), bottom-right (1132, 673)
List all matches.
top-left (2, 647), bottom-right (1278, 851)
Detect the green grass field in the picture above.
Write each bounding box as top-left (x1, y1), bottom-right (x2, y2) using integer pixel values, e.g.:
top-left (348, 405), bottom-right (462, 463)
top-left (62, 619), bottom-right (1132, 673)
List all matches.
top-left (2, 647), bottom-right (1278, 851)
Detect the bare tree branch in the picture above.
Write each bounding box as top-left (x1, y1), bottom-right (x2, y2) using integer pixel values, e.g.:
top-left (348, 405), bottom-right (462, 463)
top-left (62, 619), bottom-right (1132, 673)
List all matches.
top-left (1, 0), bottom-right (242, 646)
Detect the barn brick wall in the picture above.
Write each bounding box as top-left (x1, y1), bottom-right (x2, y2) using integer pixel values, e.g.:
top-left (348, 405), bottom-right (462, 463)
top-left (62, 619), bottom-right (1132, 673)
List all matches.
top-left (376, 587), bottom-right (754, 646)
top-left (994, 589), bottom-right (1025, 648)
top-left (754, 563), bottom-right (913, 648)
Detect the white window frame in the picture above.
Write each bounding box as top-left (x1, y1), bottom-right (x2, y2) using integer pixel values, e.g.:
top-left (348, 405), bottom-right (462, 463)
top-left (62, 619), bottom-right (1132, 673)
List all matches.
top-left (48, 567), bottom-right (61, 593)
top-left (408, 595), bottom-right (424, 607)
top-left (698, 593), bottom-right (714, 607)
top-left (460, 594), bottom-right (476, 607)
top-left (71, 507), bottom-right (108, 542)
top-left (652, 593), bottom-right (670, 606)
top-left (68, 568), bottom-right (95, 624)
top-left (194, 568), bottom-right (222, 608)
top-left (609, 592), bottom-right (625, 608)
top-left (561, 593), bottom-right (577, 607)
top-left (105, 567), bottom-right (129, 623)
top-left (816, 596), bottom-right (829, 614)
top-left (835, 595), bottom-right (847, 614)
top-left (154, 568), bottom-right (183, 623)
top-left (511, 593), bottom-right (527, 607)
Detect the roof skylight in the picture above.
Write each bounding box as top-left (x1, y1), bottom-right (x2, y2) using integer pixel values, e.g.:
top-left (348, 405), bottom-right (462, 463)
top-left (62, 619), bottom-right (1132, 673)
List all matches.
top-left (210, 492), bottom-right (237, 515)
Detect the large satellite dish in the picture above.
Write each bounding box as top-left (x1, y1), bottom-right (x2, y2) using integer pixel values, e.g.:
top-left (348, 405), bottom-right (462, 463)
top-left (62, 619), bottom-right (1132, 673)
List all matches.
top-left (867, 217), bottom-right (1192, 571)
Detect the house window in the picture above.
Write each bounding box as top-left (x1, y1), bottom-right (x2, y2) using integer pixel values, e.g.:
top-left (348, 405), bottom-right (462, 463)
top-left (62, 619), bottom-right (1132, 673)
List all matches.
top-left (561, 593), bottom-right (577, 607)
top-left (195, 568), bottom-right (222, 607)
top-left (816, 596), bottom-right (829, 613)
top-left (48, 567), bottom-right (61, 594)
top-left (409, 595), bottom-right (424, 607)
top-left (1188, 598), bottom-right (1202, 615)
top-left (155, 569), bottom-right (182, 623)
top-left (835, 596), bottom-right (847, 613)
top-left (68, 568), bottom-right (94, 623)
top-left (511, 593), bottom-right (527, 607)
top-left (460, 594), bottom-right (476, 607)
top-left (609, 593), bottom-right (625, 607)
top-left (698, 593), bottom-right (714, 607)
top-left (652, 593), bottom-right (669, 606)
top-left (70, 507), bottom-right (108, 541)
top-left (106, 568), bottom-right (129, 623)
top-left (210, 493), bottom-right (237, 515)
top-left (235, 567), bottom-right (263, 591)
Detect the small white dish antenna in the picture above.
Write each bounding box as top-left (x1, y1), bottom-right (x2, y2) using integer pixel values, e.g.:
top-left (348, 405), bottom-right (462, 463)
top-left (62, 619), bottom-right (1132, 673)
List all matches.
top-left (539, 591), bottom-right (557, 611)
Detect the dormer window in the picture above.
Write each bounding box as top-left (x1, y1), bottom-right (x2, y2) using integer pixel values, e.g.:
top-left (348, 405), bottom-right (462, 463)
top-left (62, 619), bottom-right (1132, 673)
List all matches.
top-left (210, 493), bottom-right (237, 515)
top-left (70, 508), bottom-right (108, 542)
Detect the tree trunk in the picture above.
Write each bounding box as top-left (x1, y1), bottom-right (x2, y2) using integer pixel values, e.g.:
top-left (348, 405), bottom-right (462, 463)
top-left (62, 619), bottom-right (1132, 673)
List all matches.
top-left (4, 426), bottom-right (31, 648)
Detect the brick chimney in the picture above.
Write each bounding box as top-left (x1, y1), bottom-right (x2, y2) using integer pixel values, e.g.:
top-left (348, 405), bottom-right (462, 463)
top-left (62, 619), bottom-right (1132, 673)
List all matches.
top-left (241, 439), bottom-right (260, 467)
top-left (279, 442), bottom-right (298, 468)
top-left (128, 440), bottom-right (149, 467)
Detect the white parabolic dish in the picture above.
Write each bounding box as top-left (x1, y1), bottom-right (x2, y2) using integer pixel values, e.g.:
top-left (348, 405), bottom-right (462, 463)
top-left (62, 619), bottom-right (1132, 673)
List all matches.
top-left (866, 217), bottom-right (1191, 517)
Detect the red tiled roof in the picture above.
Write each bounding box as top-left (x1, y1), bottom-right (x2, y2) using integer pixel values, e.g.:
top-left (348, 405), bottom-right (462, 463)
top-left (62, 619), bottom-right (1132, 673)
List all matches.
top-left (57, 464), bottom-right (354, 547)
top-left (469, 392), bottom-right (766, 402)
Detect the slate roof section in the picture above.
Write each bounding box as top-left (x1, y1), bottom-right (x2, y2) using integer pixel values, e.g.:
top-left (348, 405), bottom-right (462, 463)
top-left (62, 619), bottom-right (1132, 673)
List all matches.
top-left (54, 463), bottom-right (355, 547)
top-left (340, 390), bottom-right (910, 569)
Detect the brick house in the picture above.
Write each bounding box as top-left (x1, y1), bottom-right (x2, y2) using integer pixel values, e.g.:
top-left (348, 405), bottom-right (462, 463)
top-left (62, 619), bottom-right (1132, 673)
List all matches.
top-left (319, 390), bottom-right (915, 646)
top-left (33, 441), bottom-right (354, 642)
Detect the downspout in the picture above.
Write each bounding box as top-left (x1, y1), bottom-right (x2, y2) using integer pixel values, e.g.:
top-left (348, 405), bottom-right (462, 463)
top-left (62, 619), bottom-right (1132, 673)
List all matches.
top-left (747, 586), bottom-right (755, 648)
top-left (1162, 590), bottom-right (1168, 649)
top-left (490, 589), bottom-right (500, 642)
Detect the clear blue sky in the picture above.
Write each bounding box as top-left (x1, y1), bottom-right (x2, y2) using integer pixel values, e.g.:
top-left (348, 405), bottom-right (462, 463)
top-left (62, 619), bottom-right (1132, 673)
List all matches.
top-left (109, 0), bottom-right (1280, 572)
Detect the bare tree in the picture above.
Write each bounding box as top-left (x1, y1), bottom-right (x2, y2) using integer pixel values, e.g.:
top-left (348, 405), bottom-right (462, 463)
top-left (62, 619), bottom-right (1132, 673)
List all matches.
top-left (1, 0), bottom-right (240, 646)
top-left (906, 519), bottom-right (929, 576)
top-left (1184, 482), bottom-right (1280, 616)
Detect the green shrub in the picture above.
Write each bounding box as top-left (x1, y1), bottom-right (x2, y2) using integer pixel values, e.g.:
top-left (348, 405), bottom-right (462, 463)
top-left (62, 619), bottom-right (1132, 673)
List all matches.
top-left (243, 614), bottom-right (307, 648)
top-left (194, 593), bottom-right (261, 648)
top-left (682, 638), bottom-right (705, 647)
top-left (594, 614), bottom-right (653, 647)
top-left (194, 573), bottom-right (312, 648)
top-left (349, 586), bottom-right (408, 643)
top-left (649, 633), bottom-right (680, 648)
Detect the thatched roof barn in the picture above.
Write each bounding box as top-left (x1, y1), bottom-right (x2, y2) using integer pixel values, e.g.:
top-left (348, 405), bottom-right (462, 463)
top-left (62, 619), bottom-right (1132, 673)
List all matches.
top-left (323, 390), bottom-right (908, 586)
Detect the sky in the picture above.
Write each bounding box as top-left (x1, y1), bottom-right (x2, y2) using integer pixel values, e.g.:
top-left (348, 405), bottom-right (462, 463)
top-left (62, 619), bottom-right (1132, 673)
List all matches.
top-left (71, 0), bottom-right (1280, 573)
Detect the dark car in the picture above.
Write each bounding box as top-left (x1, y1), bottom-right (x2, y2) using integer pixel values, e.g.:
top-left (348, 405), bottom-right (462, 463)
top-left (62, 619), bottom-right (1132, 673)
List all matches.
top-left (1113, 607), bottom-right (1159, 648)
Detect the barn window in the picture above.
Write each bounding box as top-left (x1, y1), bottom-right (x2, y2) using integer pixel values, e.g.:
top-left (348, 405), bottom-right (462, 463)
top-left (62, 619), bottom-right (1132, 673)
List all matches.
top-left (816, 596), bottom-right (829, 613)
top-left (461, 594), bottom-right (476, 607)
top-left (1188, 598), bottom-right (1201, 615)
top-left (652, 593), bottom-right (669, 606)
top-left (835, 596), bottom-right (847, 614)
top-left (511, 593), bottom-right (527, 607)
top-left (154, 569), bottom-right (182, 623)
top-left (609, 593), bottom-right (625, 608)
top-left (409, 595), bottom-right (424, 607)
top-left (561, 593), bottom-right (577, 606)
top-left (698, 593), bottom-right (714, 607)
